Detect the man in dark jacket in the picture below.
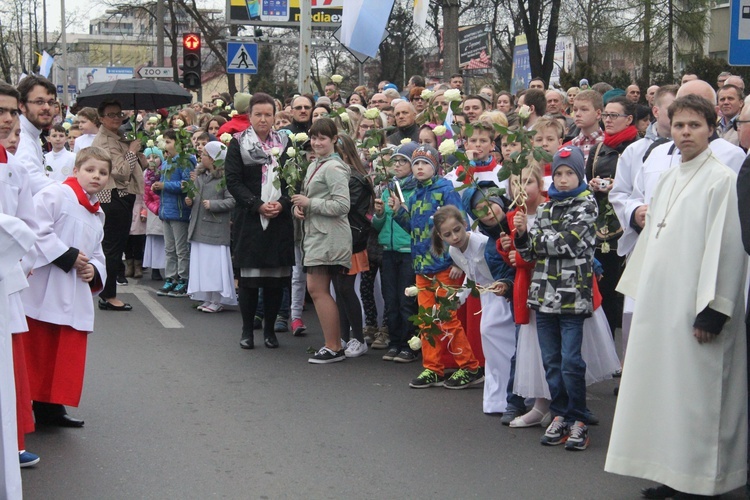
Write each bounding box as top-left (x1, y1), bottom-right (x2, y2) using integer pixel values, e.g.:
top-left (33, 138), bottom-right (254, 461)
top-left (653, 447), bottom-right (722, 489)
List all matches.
top-left (386, 101), bottom-right (419, 146)
top-left (284, 94), bottom-right (314, 135)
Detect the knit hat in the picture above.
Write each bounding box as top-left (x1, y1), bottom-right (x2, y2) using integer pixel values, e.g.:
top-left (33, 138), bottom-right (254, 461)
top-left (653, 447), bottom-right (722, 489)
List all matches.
top-left (203, 141), bottom-right (228, 162)
top-left (411, 145), bottom-right (439, 174)
top-left (233, 92), bottom-right (252, 113)
top-left (392, 141), bottom-right (419, 162)
top-left (552, 146), bottom-right (585, 184)
top-left (383, 83), bottom-right (399, 92)
top-left (316, 96), bottom-right (332, 107)
top-left (602, 88), bottom-right (626, 105)
top-left (143, 147), bottom-right (165, 162)
top-left (579, 79), bottom-right (589, 87)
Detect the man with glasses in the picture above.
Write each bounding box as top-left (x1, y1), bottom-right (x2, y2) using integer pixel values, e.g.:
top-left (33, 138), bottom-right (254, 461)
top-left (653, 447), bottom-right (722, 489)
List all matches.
top-left (15, 75), bottom-right (56, 194)
top-left (369, 93), bottom-right (389, 111)
top-left (285, 94), bottom-right (314, 135)
top-left (91, 99), bottom-right (145, 313)
top-left (736, 104), bottom-right (750, 151)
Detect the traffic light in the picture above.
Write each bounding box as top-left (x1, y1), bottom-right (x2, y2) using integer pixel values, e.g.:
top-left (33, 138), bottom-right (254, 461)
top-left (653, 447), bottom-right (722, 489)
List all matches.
top-left (182, 33), bottom-right (201, 90)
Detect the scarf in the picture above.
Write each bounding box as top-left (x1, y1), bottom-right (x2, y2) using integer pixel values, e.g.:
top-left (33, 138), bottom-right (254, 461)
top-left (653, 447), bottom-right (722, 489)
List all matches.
top-left (603, 125), bottom-right (638, 149)
top-left (239, 126), bottom-right (287, 230)
top-left (63, 177), bottom-right (101, 214)
top-left (547, 182), bottom-right (588, 201)
top-left (454, 156), bottom-right (497, 184)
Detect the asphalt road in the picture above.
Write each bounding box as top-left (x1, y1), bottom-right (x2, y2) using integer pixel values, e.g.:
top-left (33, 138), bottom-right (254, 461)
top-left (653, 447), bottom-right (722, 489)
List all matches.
top-left (20, 280), bottom-right (748, 499)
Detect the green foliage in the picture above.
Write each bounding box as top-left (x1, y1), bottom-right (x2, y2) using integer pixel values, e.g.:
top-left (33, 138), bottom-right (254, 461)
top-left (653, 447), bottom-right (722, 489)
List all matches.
top-left (273, 135), bottom-right (311, 197)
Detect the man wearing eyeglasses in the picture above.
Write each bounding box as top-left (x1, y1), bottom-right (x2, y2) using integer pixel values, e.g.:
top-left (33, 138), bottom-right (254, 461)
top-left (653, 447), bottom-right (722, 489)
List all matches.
top-left (15, 75), bottom-right (56, 195)
top-left (284, 94), bottom-right (315, 135)
top-left (369, 93), bottom-right (389, 111)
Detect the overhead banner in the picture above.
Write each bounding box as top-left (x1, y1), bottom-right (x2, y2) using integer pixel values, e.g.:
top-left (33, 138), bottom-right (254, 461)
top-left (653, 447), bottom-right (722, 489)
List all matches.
top-left (77, 67), bottom-right (134, 93)
top-left (458, 24), bottom-right (491, 70)
top-left (510, 35), bottom-right (574, 93)
top-left (227, 0), bottom-right (344, 27)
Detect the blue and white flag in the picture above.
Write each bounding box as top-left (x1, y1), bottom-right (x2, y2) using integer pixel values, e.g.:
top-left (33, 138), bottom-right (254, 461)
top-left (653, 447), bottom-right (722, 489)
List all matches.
top-left (340, 0), bottom-right (394, 58)
top-left (40, 51), bottom-right (54, 78)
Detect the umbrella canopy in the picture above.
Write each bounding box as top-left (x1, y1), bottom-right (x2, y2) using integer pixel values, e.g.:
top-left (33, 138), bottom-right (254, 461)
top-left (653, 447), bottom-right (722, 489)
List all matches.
top-left (76, 78), bottom-right (193, 110)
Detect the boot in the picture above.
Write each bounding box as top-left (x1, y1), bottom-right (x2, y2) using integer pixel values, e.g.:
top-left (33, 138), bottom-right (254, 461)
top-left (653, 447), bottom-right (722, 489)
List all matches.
top-left (240, 330), bottom-right (254, 349)
top-left (133, 260), bottom-right (143, 279)
top-left (151, 268), bottom-right (163, 281)
top-left (124, 259), bottom-right (135, 278)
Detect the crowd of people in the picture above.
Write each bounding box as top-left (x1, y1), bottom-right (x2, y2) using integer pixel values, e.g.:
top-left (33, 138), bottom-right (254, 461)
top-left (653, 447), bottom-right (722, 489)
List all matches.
top-left (1, 68), bottom-right (750, 499)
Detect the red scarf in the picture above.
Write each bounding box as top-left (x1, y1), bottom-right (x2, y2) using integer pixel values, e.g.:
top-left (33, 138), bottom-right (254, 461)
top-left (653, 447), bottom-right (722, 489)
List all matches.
top-left (603, 125), bottom-right (638, 149)
top-left (455, 156), bottom-right (497, 184)
top-left (63, 177), bottom-right (101, 214)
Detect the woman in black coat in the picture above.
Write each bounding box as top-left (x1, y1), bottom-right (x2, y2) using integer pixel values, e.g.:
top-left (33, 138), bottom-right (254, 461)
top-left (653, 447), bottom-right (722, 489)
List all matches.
top-left (225, 93), bottom-right (295, 349)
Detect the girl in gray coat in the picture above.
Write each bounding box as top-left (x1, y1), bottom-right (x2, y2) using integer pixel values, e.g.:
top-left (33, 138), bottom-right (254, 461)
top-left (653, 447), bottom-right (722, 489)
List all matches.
top-left (185, 141), bottom-right (237, 313)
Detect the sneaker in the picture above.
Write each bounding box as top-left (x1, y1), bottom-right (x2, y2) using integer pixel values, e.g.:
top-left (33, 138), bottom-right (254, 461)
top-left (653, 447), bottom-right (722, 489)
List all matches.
top-left (291, 318), bottom-right (306, 337)
top-left (394, 349), bottom-right (418, 363)
top-left (156, 278), bottom-right (175, 296)
top-left (168, 279), bottom-right (188, 297)
top-left (19, 450), bottom-right (40, 468)
top-left (197, 301), bottom-right (212, 312)
top-left (362, 326), bottom-right (376, 345)
top-left (253, 315), bottom-right (263, 330)
top-left (274, 316), bottom-right (288, 332)
top-left (409, 369), bottom-right (445, 388)
top-left (344, 338), bottom-right (368, 358)
top-left (203, 302), bottom-right (224, 313)
top-left (444, 367), bottom-right (485, 389)
top-left (116, 275), bottom-right (128, 286)
top-left (382, 346), bottom-right (399, 361)
top-left (308, 346), bottom-right (346, 364)
top-left (371, 329), bottom-right (389, 350)
top-left (565, 421), bottom-right (590, 451)
top-left (540, 416), bottom-right (569, 446)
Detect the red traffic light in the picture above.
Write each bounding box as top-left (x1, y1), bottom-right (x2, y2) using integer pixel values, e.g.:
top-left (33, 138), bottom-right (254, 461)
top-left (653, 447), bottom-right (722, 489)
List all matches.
top-left (183, 34), bottom-right (200, 51)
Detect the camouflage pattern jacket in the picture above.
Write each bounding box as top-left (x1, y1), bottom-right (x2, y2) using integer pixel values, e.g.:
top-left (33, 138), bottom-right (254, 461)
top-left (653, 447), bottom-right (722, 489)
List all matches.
top-left (514, 190), bottom-right (598, 315)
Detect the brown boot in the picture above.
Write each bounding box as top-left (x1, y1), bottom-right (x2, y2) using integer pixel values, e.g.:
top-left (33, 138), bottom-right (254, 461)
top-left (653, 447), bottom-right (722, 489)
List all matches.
top-left (124, 259), bottom-right (135, 278)
top-left (133, 260), bottom-right (143, 279)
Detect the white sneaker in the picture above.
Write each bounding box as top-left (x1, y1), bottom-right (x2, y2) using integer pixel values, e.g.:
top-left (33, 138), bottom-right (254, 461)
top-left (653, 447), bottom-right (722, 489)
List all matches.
top-left (341, 338), bottom-right (348, 350)
top-left (197, 301), bottom-right (212, 311)
top-left (344, 338), bottom-right (368, 358)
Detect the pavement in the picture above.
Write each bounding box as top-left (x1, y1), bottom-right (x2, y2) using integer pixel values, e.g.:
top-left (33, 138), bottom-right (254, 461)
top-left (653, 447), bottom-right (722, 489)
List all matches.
top-left (20, 279), bottom-right (748, 499)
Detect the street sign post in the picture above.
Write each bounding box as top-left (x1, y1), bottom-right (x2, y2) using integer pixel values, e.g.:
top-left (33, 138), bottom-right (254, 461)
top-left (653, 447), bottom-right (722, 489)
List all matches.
top-left (226, 42), bottom-right (258, 74)
top-left (729, 0), bottom-right (750, 65)
top-left (138, 67), bottom-right (175, 79)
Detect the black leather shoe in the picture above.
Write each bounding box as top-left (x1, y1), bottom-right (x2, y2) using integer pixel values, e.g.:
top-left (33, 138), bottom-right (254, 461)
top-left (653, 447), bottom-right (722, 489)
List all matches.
top-left (239, 333), bottom-right (254, 350)
top-left (264, 334), bottom-right (279, 349)
top-left (55, 414), bottom-right (85, 428)
top-left (98, 299), bottom-right (132, 311)
top-left (642, 485), bottom-right (677, 499)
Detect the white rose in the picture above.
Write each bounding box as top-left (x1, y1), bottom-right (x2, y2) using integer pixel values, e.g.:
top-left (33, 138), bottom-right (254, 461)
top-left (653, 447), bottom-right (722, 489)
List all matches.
top-left (444, 89), bottom-right (462, 102)
top-left (421, 89), bottom-right (434, 100)
top-left (286, 147), bottom-right (296, 157)
top-left (368, 146), bottom-right (378, 155)
top-left (146, 139), bottom-right (155, 148)
top-left (215, 99), bottom-right (224, 107)
top-left (433, 125), bottom-right (447, 137)
top-left (156, 134), bottom-right (164, 143)
top-left (270, 147), bottom-right (280, 156)
top-left (220, 133), bottom-right (233, 144)
top-left (148, 116), bottom-right (159, 124)
top-left (173, 118), bottom-right (184, 128)
top-left (330, 74), bottom-right (343, 84)
top-left (400, 138), bottom-right (412, 145)
top-left (230, 110), bottom-right (238, 117)
top-left (364, 108), bottom-right (380, 120)
top-left (407, 336), bottom-right (422, 351)
top-left (517, 105), bottom-right (531, 119)
top-left (438, 138), bottom-right (457, 156)
top-left (294, 132), bottom-right (309, 143)
top-left (404, 286), bottom-right (419, 297)
top-left (62, 121), bottom-right (71, 131)
top-left (225, 105), bottom-right (232, 111)
top-left (340, 112), bottom-right (349, 123)
top-left (157, 140), bottom-right (167, 150)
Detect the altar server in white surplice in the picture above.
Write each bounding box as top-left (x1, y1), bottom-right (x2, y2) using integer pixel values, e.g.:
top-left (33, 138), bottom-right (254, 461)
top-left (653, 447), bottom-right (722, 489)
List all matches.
top-left (605, 95), bottom-right (748, 498)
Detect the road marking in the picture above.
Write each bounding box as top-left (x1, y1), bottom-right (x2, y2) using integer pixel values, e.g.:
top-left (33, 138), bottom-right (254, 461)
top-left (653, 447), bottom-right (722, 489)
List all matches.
top-left (118, 284), bottom-right (184, 328)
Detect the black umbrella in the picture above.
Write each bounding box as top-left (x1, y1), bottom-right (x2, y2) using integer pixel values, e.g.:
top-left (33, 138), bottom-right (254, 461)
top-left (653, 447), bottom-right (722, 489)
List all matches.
top-left (75, 78), bottom-right (193, 110)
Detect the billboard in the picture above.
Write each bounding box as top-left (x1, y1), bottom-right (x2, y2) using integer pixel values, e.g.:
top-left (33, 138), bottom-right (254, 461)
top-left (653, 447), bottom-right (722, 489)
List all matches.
top-left (510, 35), bottom-right (575, 94)
top-left (227, 0), bottom-right (343, 27)
top-left (458, 24), bottom-right (491, 70)
top-left (77, 67), bottom-right (134, 92)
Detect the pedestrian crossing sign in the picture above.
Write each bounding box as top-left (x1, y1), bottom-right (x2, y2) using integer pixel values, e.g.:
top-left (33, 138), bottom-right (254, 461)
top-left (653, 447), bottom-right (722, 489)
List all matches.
top-left (227, 42), bottom-right (258, 74)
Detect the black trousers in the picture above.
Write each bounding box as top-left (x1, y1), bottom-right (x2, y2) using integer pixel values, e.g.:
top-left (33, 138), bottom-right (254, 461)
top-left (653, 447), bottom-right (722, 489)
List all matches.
top-left (595, 248), bottom-right (625, 335)
top-left (100, 193), bottom-right (135, 299)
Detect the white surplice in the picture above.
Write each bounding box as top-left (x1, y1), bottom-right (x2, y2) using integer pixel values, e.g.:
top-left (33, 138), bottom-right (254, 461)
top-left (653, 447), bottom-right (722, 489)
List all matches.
top-left (0, 213), bottom-right (37, 500)
top-left (606, 149), bottom-right (748, 496)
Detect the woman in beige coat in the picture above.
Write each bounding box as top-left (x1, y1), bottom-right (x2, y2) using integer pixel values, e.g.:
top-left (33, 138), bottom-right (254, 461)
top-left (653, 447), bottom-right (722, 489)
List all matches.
top-left (292, 118), bottom-right (351, 364)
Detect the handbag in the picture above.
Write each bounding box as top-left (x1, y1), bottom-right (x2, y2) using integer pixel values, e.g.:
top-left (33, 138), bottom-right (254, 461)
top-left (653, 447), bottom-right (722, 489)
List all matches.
top-left (590, 142), bottom-right (622, 251)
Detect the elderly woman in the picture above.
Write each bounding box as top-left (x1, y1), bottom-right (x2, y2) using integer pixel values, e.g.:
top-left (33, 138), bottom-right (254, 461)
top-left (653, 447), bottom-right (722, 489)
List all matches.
top-left (225, 92), bottom-right (295, 350)
top-left (91, 99), bottom-right (145, 311)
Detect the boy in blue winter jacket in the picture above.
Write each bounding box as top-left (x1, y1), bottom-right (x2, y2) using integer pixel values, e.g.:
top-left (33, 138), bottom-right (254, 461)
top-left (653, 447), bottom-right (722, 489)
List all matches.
top-left (151, 129), bottom-right (196, 297)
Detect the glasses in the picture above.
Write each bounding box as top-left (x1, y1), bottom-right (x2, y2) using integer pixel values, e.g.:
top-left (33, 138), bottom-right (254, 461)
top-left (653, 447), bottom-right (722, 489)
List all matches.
top-left (293, 105), bottom-right (312, 111)
top-left (601, 113), bottom-right (628, 120)
top-left (26, 99), bottom-right (57, 107)
top-left (733, 119), bottom-right (750, 130)
top-left (411, 97), bottom-right (424, 102)
top-left (103, 112), bottom-right (125, 119)
top-left (0, 107), bottom-right (19, 117)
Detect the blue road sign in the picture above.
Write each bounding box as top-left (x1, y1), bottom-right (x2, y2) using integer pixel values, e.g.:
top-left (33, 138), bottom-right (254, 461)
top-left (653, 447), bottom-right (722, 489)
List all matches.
top-left (729, 0), bottom-right (750, 65)
top-left (227, 43), bottom-right (258, 74)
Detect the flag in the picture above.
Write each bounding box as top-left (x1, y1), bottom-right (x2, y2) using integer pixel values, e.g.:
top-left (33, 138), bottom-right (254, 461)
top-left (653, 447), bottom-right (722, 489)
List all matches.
top-left (413, 0), bottom-right (429, 29)
top-left (340, 0), bottom-right (394, 58)
top-left (18, 73), bottom-right (28, 85)
top-left (39, 51), bottom-right (54, 78)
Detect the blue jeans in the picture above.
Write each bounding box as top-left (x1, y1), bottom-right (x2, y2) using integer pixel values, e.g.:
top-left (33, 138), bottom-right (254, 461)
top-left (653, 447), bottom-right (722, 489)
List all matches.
top-left (536, 312), bottom-right (587, 424)
top-left (505, 324), bottom-right (527, 413)
top-left (381, 251), bottom-right (417, 350)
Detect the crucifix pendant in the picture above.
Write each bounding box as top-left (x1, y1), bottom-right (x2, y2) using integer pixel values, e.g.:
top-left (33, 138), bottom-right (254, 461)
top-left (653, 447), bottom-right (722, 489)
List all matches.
top-left (656, 219), bottom-right (666, 238)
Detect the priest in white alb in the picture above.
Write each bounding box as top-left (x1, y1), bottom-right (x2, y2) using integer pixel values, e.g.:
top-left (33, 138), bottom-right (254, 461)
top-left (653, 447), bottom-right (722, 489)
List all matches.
top-left (605, 94), bottom-right (748, 497)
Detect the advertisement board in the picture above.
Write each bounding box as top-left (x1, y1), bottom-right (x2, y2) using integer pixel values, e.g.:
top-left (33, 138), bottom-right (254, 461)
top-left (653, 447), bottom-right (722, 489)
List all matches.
top-left (77, 67), bottom-right (134, 92)
top-left (458, 24), bottom-right (491, 70)
top-left (227, 0), bottom-right (343, 27)
top-left (510, 35), bottom-right (574, 93)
